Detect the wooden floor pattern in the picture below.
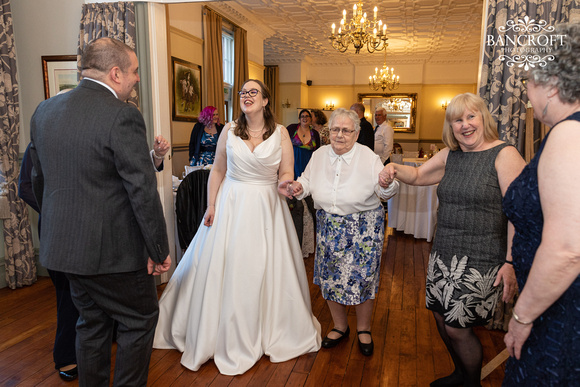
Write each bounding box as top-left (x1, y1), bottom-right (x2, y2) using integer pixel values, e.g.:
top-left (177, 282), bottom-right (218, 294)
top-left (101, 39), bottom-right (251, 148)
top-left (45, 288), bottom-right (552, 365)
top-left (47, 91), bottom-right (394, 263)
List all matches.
top-left (0, 228), bottom-right (507, 386)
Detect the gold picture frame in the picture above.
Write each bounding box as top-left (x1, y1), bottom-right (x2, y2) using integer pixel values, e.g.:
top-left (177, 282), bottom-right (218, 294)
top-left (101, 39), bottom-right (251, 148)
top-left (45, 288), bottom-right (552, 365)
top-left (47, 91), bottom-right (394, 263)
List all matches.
top-left (171, 57), bottom-right (202, 122)
top-left (41, 55), bottom-right (78, 99)
top-left (359, 93), bottom-right (418, 133)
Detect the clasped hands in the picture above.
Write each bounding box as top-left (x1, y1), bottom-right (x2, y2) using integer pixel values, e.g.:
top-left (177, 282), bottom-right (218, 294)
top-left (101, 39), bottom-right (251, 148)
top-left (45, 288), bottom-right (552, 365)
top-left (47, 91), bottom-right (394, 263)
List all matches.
top-left (278, 165), bottom-right (397, 200)
top-left (278, 180), bottom-right (303, 199)
top-left (379, 164), bottom-right (397, 187)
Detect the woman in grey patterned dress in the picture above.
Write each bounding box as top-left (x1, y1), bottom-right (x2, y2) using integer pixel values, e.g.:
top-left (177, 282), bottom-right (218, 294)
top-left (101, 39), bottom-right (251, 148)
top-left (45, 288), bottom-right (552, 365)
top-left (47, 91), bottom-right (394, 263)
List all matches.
top-left (381, 93), bottom-right (525, 387)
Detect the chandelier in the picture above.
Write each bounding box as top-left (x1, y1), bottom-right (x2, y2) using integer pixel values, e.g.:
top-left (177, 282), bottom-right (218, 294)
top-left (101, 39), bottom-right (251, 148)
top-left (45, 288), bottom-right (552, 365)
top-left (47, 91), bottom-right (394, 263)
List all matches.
top-left (368, 51), bottom-right (400, 91)
top-left (329, 2), bottom-right (388, 54)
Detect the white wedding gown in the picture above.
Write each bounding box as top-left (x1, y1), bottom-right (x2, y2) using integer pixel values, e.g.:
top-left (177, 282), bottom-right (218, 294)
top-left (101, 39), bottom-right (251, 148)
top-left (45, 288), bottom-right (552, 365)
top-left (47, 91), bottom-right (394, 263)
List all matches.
top-left (154, 124), bottom-right (321, 375)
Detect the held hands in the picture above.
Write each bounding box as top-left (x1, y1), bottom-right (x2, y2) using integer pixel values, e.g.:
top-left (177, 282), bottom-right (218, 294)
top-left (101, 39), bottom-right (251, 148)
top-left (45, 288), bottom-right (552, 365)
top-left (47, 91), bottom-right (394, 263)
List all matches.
top-left (379, 164), bottom-right (397, 188)
top-left (278, 180), bottom-right (303, 199)
top-left (147, 255), bottom-right (171, 276)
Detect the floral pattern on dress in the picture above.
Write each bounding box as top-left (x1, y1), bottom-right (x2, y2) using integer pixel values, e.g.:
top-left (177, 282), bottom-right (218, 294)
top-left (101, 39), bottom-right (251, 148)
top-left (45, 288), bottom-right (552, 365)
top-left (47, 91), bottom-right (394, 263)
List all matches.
top-left (314, 206), bottom-right (384, 305)
top-left (426, 252), bottom-right (501, 327)
top-left (191, 131), bottom-right (218, 166)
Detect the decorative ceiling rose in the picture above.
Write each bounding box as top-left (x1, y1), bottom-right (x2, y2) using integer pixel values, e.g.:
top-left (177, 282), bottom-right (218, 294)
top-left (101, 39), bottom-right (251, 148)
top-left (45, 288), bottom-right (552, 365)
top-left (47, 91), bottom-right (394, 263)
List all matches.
top-left (329, 2), bottom-right (389, 54)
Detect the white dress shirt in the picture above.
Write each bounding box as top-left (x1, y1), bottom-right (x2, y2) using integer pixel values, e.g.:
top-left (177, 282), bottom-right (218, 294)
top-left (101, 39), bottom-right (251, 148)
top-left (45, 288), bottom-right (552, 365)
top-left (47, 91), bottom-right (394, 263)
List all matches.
top-left (374, 122), bottom-right (394, 164)
top-left (296, 143), bottom-right (399, 216)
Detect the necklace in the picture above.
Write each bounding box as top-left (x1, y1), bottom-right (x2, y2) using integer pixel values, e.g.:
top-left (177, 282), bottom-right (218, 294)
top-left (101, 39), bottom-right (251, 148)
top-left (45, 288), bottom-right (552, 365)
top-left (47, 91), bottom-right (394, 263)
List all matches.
top-left (248, 128), bottom-right (264, 138)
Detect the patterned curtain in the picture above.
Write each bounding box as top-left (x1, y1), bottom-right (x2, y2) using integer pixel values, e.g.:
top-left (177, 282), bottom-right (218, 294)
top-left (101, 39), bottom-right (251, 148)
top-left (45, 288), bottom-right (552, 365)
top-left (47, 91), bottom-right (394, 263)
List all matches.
top-left (233, 26), bottom-right (248, 118)
top-left (0, 0), bottom-right (36, 289)
top-left (203, 7), bottom-right (225, 121)
top-left (78, 2), bottom-right (139, 108)
top-left (479, 0), bottom-right (580, 152)
top-left (264, 66), bottom-right (279, 120)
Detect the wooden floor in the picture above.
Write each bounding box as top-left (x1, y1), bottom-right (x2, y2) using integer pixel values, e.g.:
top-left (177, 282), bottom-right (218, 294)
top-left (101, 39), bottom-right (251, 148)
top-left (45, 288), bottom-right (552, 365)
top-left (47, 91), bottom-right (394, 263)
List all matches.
top-left (0, 227), bottom-right (507, 386)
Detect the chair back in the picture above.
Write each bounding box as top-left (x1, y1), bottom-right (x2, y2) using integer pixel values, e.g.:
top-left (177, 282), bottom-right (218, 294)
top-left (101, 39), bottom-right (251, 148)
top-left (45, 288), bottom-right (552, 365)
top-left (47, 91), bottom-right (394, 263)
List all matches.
top-left (175, 169), bottom-right (211, 250)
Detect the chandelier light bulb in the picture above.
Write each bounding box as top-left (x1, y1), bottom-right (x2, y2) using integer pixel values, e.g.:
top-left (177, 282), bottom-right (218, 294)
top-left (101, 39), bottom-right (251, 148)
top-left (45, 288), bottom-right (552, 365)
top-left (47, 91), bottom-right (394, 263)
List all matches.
top-left (329, 1), bottom-right (389, 54)
top-left (368, 51), bottom-right (400, 92)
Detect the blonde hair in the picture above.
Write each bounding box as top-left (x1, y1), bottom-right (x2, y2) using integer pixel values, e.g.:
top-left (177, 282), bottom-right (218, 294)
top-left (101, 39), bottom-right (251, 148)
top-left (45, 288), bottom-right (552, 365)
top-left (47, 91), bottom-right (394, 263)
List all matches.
top-left (442, 93), bottom-right (498, 151)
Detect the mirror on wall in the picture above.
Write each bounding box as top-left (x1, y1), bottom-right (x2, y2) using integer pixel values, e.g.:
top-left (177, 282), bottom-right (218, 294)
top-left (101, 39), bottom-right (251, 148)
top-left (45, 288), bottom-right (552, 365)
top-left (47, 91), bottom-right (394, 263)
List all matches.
top-left (359, 93), bottom-right (417, 133)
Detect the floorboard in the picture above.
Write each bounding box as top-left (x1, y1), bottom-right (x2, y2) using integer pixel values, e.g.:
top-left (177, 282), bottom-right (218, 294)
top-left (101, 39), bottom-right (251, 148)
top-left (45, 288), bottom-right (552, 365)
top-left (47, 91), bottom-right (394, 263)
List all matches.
top-left (0, 226), bottom-right (508, 386)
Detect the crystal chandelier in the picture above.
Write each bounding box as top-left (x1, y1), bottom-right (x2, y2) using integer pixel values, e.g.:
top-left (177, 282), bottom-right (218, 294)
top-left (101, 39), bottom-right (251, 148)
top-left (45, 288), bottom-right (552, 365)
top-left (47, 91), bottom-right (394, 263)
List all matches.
top-left (368, 51), bottom-right (400, 91)
top-left (329, 2), bottom-right (389, 54)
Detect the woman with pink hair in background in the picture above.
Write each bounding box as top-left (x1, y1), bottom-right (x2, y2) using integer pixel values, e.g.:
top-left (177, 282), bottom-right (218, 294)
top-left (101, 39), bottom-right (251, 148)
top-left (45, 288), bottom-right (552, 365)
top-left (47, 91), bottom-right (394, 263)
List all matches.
top-left (188, 106), bottom-right (224, 166)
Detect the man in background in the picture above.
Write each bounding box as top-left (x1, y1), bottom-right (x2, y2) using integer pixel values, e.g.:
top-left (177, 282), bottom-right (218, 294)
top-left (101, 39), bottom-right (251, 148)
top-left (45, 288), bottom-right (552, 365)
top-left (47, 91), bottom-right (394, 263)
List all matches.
top-left (374, 107), bottom-right (394, 165)
top-left (30, 37), bottom-right (170, 386)
top-left (350, 103), bottom-right (374, 151)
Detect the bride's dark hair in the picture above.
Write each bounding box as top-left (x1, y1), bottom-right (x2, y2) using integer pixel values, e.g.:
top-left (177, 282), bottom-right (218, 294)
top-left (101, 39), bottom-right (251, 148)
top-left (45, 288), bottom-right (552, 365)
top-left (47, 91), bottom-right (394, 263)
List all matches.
top-left (234, 79), bottom-right (277, 140)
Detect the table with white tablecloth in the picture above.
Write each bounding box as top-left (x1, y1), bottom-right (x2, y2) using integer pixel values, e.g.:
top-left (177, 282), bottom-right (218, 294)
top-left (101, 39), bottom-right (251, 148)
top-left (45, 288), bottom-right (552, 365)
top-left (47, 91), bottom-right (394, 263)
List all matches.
top-left (387, 181), bottom-right (438, 242)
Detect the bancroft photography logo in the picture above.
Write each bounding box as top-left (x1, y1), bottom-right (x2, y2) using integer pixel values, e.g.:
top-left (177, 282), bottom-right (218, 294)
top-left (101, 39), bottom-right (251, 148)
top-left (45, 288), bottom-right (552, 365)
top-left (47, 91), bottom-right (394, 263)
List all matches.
top-left (487, 16), bottom-right (566, 70)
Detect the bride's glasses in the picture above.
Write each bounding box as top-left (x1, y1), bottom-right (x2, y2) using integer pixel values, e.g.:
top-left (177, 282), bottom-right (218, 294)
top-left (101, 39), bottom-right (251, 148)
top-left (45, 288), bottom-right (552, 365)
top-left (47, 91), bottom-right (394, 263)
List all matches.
top-left (238, 89), bottom-right (261, 98)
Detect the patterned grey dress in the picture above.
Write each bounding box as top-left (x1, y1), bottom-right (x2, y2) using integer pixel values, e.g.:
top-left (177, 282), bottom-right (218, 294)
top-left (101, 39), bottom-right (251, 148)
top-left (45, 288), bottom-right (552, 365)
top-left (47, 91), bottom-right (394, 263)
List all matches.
top-left (426, 143), bottom-right (508, 328)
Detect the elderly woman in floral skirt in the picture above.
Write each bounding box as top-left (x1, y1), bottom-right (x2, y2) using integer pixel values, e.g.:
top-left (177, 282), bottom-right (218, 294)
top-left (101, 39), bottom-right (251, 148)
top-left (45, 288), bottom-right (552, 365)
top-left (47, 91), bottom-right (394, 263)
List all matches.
top-left (288, 108), bottom-right (398, 356)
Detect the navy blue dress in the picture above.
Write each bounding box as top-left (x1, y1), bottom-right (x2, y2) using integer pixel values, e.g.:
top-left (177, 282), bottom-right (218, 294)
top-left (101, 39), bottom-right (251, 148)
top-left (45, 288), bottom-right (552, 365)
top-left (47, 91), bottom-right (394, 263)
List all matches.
top-left (502, 112), bottom-right (580, 386)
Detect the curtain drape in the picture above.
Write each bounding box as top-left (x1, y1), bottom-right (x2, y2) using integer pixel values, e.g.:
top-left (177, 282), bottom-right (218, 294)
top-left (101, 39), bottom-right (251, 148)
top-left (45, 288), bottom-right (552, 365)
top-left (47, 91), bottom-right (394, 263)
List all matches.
top-left (233, 26), bottom-right (248, 118)
top-left (0, 0), bottom-right (36, 289)
top-left (203, 7), bottom-right (225, 122)
top-left (78, 2), bottom-right (139, 108)
top-left (479, 0), bottom-right (580, 152)
top-left (264, 65), bottom-right (279, 120)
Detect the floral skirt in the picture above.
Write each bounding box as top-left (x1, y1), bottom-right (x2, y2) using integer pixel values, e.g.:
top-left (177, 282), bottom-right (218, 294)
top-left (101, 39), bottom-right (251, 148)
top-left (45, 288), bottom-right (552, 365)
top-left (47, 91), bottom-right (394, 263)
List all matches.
top-left (314, 206), bottom-right (385, 306)
top-left (425, 251), bottom-right (503, 328)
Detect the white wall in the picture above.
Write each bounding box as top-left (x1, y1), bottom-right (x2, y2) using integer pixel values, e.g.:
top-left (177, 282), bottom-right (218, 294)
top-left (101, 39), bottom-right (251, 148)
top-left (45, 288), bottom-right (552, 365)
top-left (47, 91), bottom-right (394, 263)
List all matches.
top-left (12, 0), bottom-right (85, 150)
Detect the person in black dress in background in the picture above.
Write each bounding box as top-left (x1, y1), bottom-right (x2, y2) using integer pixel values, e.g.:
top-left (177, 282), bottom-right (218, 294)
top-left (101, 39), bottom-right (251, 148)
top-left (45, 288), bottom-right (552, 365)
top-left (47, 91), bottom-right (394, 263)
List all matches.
top-left (503, 23), bottom-right (580, 386)
top-left (382, 93), bottom-right (525, 387)
top-left (286, 109), bottom-right (320, 247)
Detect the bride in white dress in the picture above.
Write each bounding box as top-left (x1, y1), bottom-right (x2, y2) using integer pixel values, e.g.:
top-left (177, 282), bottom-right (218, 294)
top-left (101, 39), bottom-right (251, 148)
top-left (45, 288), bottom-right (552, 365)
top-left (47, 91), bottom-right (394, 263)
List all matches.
top-left (153, 79), bottom-right (321, 375)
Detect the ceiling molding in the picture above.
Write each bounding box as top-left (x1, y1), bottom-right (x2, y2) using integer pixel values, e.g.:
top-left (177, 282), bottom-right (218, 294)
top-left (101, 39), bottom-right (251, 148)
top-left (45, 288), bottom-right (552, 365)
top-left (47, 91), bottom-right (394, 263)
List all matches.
top-left (218, 0), bottom-right (484, 68)
top-left (210, 1), bottom-right (276, 40)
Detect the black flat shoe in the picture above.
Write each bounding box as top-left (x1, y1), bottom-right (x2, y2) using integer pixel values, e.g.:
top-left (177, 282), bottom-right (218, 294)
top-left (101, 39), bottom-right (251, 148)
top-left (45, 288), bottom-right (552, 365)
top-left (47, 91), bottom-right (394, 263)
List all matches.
top-left (58, 366), bottom-right (78, 382)
top-left (357, 330), bottom-right (374, 356)
top-left (321, 326), bottom-right (350, 348)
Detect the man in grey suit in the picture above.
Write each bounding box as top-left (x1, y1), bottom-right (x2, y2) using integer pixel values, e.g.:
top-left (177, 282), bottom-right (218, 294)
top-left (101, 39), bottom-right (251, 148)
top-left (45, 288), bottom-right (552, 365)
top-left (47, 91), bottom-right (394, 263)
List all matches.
top-left (30, 37), bottom-right (171, 386)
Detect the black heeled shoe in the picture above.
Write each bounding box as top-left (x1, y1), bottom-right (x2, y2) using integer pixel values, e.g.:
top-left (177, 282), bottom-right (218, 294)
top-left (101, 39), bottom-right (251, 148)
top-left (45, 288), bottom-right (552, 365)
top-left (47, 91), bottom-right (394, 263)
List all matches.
top-left (58, 365), bottom-right (78, 381)
top-left (357, 330), bottom-right (374, 356)
top-left (321, 326), bottom-right (350, 348)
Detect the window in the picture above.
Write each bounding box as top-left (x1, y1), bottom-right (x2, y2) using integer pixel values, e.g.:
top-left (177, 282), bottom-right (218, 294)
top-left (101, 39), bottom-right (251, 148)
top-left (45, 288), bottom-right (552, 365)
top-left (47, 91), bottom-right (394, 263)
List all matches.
top-left (222, 29), bottom-right (234, 122)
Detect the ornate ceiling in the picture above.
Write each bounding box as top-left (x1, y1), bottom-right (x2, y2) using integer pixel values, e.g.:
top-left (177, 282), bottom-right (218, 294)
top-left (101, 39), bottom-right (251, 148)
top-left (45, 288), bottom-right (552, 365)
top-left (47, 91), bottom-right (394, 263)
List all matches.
top-left (211, 0), bottom-right (484, 66)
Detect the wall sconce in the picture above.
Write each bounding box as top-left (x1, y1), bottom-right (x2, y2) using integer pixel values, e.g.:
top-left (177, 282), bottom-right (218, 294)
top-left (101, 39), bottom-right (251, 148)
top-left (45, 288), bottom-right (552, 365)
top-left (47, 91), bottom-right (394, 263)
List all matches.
top-left (281, 99), bottom-right (291, 108)
top-left (441, 101), bottom-right (449, 110)
top-left (324, 101), bottom-right (335, 111)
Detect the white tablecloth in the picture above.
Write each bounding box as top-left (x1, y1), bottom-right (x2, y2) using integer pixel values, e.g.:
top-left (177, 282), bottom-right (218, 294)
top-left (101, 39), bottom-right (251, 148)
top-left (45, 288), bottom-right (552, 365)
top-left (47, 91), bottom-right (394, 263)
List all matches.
top-left (387, 181), bottom-right (438, 242)
top-left (403, 157), bottom-right (428, 167)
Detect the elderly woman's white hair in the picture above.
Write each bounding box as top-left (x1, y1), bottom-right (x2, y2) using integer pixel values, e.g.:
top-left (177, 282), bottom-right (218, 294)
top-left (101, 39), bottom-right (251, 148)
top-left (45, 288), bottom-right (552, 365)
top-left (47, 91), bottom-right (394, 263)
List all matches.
top-left (328, 108), bottom-right (361, 133)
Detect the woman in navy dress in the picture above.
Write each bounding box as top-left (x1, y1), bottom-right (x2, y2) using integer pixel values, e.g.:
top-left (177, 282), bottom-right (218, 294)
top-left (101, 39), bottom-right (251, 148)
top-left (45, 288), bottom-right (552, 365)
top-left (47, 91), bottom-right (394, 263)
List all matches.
top-left (503, 23), bottom-right (580, 386)
top-left (188, 106), bottom-right (223, 166)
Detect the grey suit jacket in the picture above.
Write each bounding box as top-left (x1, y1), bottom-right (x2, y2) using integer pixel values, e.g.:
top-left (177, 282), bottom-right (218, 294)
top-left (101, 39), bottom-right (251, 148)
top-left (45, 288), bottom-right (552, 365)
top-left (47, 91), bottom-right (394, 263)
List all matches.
top-left (30, 79), bottom-right (169, 275)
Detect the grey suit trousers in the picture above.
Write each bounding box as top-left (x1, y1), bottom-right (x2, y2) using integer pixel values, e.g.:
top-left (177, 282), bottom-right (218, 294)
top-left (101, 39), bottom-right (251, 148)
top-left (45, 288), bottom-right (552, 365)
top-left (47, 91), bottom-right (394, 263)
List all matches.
top-left (67, 268), bottom-right (158, 387)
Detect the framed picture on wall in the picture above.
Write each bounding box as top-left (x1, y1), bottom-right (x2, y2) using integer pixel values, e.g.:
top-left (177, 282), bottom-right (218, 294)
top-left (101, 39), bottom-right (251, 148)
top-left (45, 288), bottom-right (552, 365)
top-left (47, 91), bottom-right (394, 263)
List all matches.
top-left (41, 55), bottom-right (78, 99)
top-left (171, 57), bottom-right (202, 122)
